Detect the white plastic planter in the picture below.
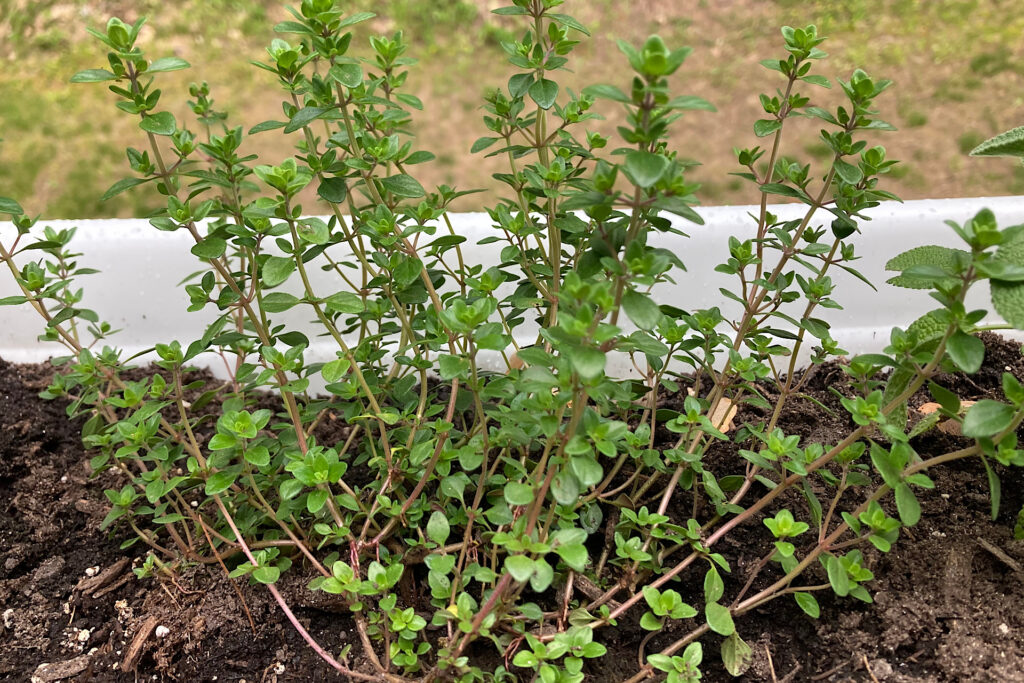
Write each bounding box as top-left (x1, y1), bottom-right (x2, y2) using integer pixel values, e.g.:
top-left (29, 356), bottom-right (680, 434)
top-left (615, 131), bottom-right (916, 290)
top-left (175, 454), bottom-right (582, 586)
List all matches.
top-left (2, 196), bottom-right (1022, 379)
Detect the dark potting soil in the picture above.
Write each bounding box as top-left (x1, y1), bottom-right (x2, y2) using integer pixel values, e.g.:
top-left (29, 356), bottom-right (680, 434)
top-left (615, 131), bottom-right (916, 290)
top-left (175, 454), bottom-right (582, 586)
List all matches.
top-left (1, 333), bottom-right (1023, 682)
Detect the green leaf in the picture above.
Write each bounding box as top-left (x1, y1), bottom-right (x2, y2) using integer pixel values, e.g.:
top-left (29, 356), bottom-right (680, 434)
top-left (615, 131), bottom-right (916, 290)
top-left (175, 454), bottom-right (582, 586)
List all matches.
top-left (471, 136), bottom-right (500, 153)
top-left (505, 555), bottom-right (534, 582)
top-left (504, 481), bottom-right (534, 506)
top-left (318, 177), bottom-right (348, 203)
top-left (833, 159), bottom-right (863, 185)
top-left (622, 290), bottom-right (662, 330)
top-left (721, 632), bottom-right (752, 677)
top-left (297, 218), bottom-right (330, 244)
top-left (705, 602), bottom-right (735, 636)
top-left (946, 331), bottom-right (985, 373)
top-left (324, 291), bottom-right (364, 314)
top-left (205, 470), bottom-right (236, 495)
top-left (0, 296), bottom-right (28, 306)
top-left (139, 111), bottom-right (177, 136)
top-left (754, 119), bottom-right (782, 137)
top-left (101, 177), bottom-right (150, 201)
top-left (970, 126), bottom-right (1024, 158)
top-left (248, 120), bottom-right (286, 134)
top-left (886, 245), bottom-right (966, 276)
top-left (704, 566), bottom-right (725, 604)
top-left (252, 565), bottom-right (281, 584)
top-left (380, 174), bottom-right (426, 198)
top-left (981, 456), bottom-right (1001, 521)
top-left (825, 555), bottom-right (849, 597)
top-left (568, 346), bottom-right (606, 381)
top-left (0, 197), bottom-right (24, 215)
top-left (427, 511), bottom-right (451, 545)
top-left (547, 13), bottom-right (590, 35)
top-left (70, 68), bottom-right (117, 83)
top-left (640, 611), bottom-right (663, 631)
top-left (285, 106), bottom-right (334, 133)
top-left (307, 489), bottom-right (329, 513)
top-left (759, 183), bottom-right (807, 200)
top-left (321, 358), bottom-right (351, 383)
top-left (190, 238), bottom-right (227, 259)
top-left (582, 84), bottom-right (630, 102)
top-left (147, 57), bottom-right (190, 73)
top-left (262, 292), bottom-right (300, 312)
top-left (262, 256), bottom-right (295, 287)
top-left (329, 63), bottom-right (363, 88)
top-left (794, 592), bottom-right (820, 618)
top-left (438, 354), bottom-right (471, 380)
top-left (623, 151), bottom-right (670, 188)
top-left (665, 95), bottom-right (716, 111)
top-left (208, 433), bottom-right (237, 450)
top-left (894, 483), bottom-right (921, 526)
top-left (555, 544), bottom-right (588, 572)
top-left (962, 399), bottom-right (1015, 438)
top-left (993, 280), bottom-right (1024, 330)
top-left (528, 78), bottom-right (559, 109)
top-left (274, 20), bottom-right (315, 35)
top-left (338, 11), bottom-right (375, 28)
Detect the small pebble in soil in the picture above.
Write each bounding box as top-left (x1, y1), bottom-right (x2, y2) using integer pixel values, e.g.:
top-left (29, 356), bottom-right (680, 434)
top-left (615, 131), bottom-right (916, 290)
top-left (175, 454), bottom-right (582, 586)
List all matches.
top-left (155, 625), bottom-right (170, 638)
top-left (76, 629), bottom-right (90, 643)
top-left (84, 566), bottom-right (99, 577)
top-left (999, 623), bottom-right (1011, 635)
top-left (273, 662), bottom-right (286, 675)
top-left (2, 608), bottom-right (14, 629)
top-left (60, 475), bottom-right (67, 483)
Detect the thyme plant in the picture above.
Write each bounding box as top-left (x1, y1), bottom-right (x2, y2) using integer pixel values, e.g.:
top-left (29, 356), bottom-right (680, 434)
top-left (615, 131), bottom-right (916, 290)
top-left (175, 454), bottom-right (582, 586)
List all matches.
top-left (2, 2), bottom-right (1024, 680)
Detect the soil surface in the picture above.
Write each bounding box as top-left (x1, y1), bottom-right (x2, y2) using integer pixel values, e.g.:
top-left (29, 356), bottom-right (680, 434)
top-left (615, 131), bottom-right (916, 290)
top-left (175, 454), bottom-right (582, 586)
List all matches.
top-left (2, 334), bottom-right (1024, 682)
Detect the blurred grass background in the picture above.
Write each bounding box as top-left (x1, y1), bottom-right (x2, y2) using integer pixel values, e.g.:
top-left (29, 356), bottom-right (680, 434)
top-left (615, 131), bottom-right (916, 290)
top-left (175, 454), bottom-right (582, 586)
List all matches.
top-left (1, 0), bottom-right (1023, 218)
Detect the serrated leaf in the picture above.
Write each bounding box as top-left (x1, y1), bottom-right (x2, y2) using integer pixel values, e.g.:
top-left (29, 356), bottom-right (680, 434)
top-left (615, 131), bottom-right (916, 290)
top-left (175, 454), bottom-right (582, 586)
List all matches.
top-left (885, 245), bottom-right (966, 278)
top-left (970, 126), bottom-right (1024, 158)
